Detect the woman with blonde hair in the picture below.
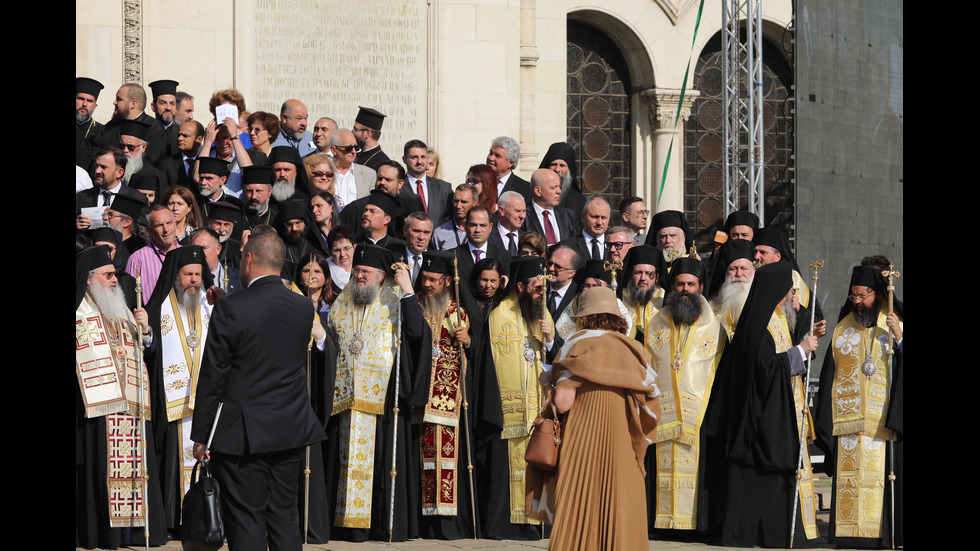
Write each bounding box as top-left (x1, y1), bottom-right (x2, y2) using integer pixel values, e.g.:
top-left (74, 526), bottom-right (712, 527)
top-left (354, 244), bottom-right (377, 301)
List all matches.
top-left (304, 153), bottom-right (338, 195)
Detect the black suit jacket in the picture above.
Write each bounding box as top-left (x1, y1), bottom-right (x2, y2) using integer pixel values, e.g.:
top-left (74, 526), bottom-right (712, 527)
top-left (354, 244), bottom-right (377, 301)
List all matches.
top-left (501, 173), bottom-right (532, 203)
top-left (400, 176), bottom-right (453, 226)
top-left (453, 242), bottom-right (510, 322)
top-left (549, 280), bottom-right (578, 321)
top-left (160, 152), bottom-right (200, 190)
top-left (522, 204), bottom-right (581, 244)
top-left (76, 184), bottom-right (149, 214)
top-left (560, 234), bottom-right (609, 263)
top-left (190, 275), bottom-right (326, 454)
top-left (487, 224), bottom-right (524, 257)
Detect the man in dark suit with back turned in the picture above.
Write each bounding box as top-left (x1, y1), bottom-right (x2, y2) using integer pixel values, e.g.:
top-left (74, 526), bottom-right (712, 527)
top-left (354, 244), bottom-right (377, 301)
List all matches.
top-left (192, 231), bottom-right (326, 551)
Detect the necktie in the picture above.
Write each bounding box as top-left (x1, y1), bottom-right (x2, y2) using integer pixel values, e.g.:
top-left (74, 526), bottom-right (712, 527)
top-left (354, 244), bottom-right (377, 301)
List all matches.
top-left (548, 290), bottom-right (559, 317)
top-left (473, 249), bottom-right (483, 263)
top-left (416, 180), bottom-right (427, 213)
top-left (101, 190), bottom-right (113, 207)
top-left (507, 232), bottom-right (518, 257)
top-left (591, 238), bottom-right (601, 260)
top-left (412, 255), bottom-right (421, 281)
top-left (542, 210), bottom-right (557, 245)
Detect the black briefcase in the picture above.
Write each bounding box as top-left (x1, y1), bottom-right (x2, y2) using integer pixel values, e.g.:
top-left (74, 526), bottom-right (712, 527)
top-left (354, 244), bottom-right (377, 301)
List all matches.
top-left (181, 459), bottom-right (225, 551)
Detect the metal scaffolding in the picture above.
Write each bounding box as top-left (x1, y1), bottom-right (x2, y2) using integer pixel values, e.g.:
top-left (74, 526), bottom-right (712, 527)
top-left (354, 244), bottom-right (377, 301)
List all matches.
top-left (722, 0), bottom-right (766, 223)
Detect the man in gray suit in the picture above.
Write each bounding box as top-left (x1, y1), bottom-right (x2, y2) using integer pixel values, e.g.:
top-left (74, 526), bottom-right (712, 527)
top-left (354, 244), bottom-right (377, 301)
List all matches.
top-left (399, 139), bottom-right (452, 226)
top-left (331, 129), bottom-right (377, 211)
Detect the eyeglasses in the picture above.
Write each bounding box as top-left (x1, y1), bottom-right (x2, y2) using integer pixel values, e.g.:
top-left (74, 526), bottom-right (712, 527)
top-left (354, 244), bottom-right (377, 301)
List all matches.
top-left (94, 270), bottom-right (117, 279)
top-left (605, 241), bottom-right (631, 249)
top-left (848, 291), bottom-right (875, 301)
top-left (333, 145), bottom-right (357, 153)
top-left (546, 261), bottom-right (573, 273)
top-left (311, 171), bottom-right (334, 179)
top-left (118, 142), bottom-right (142, 152)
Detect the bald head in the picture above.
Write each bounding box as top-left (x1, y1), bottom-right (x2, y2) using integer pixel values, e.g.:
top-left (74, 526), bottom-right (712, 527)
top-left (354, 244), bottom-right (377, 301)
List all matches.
top-left (330, 129), bottom-right (358, 169)
top-left (530, 168), bottom-right (562, 209)
top-left (279, 99), bottom-right (308, 140)
top-left (312, 117), bottom-right (337, 151)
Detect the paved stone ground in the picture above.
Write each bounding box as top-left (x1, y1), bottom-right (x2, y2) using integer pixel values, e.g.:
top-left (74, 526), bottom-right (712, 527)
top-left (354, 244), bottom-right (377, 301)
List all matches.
top-left (78, 472), bottom-right (900, 550)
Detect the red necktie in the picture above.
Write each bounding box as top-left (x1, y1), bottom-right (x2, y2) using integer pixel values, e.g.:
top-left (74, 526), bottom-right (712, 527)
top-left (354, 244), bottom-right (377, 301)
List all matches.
top-left (416, 180), bottom-right (427, 213)
top-left (542, 210), bottom-right (557, 245)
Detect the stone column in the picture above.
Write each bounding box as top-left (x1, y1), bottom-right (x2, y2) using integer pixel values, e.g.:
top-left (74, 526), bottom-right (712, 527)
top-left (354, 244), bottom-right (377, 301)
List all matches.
top-left (123, 0), bottom-right (142, 83)
top-left (519, 0), bottom-right (539, 172)
top-left (640, 88), bottom-right (699, 212)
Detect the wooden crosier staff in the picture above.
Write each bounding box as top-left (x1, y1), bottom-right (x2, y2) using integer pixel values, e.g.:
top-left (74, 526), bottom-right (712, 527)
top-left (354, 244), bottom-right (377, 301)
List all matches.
top-left (303, 257), bottom-right (314, 544)
top-left (881, 263), bottom-right (900, 550)
top-left (789, 258), bottom-right (822, 548)
top-left (389, 256), bottom-right (406, 543)
top-left (451, 255), bottom-right (480, 538)
top-left (135, 268), bottom-right (150, 550)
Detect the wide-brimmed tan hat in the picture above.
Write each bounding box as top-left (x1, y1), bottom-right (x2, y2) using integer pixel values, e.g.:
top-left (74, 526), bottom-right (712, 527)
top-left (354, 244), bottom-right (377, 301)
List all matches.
top-left (571, 287), bottom-right (624, 320)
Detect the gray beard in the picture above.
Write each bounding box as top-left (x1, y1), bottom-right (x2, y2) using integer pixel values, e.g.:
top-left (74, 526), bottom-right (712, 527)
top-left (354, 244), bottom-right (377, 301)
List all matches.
top-left (76, 112), bottom-right (91, 124)
top-left (717, 276), bottom-right (752, 323)
top-left (560, 171), bottom-right (573, 195)
top-left (246, 198), bottom-right (269, 214)
top-left (199, 184), bottom-right (219, 198)
top-left (90, 280), bottom-right (130, 322)
top-left (290, 129), bottom-right (305, 141)
top-left (781, 300), bottom-right (797, 334)
top-left (420, 289), bottom-right (451, 324)
top-left (665, 289), bottom-right (703, 326)
top-left (271, 180), bottom-right (296, 203)
top-left (215, 231), bottom-right (230, 243)
top-left (351, 282), bottom-right (380, 306)
top-left (175, 281), bottom-right (202, 311)
top-left (122, 151), bottom-right (144, 185)
top-left (626, 281), bottom-right (653, 306)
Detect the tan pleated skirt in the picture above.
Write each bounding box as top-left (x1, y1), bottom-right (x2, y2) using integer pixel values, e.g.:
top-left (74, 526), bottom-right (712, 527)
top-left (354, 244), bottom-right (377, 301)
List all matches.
top-left (549, 380), bottom-right (648, 550)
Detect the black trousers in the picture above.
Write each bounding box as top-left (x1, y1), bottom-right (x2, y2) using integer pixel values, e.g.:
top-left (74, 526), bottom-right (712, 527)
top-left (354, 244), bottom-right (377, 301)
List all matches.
top-left (211, 448), bottom-right (304, 551)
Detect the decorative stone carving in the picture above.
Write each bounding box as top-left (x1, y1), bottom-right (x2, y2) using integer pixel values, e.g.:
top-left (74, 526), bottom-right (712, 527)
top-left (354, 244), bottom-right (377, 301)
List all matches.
top-left (653, 0), bottom-right (701, 26)
top-left (641, 88), bottom-right (700, 131)
top-left (123, 0), bottom-right (141, 83)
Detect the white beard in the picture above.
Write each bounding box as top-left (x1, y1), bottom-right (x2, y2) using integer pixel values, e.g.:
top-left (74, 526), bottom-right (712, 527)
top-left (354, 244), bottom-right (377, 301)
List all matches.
top-left (122, 150), bottom-right (144, 185)
top-left (90, 280), bottom-right (131, 322)
top-left (716, 275), bottom-right (753, 324)
top-left (271, 180), bottom-right (296, 203)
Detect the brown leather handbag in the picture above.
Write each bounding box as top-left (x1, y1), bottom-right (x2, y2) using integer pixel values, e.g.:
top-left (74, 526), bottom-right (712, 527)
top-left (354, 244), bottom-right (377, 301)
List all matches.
top-left (525, 398), bottom-right (562, 470)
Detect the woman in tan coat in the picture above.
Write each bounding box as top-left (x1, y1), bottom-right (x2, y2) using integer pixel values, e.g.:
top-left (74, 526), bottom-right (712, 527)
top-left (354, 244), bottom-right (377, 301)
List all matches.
top-left (529, 287), bottom-right (661, 550)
